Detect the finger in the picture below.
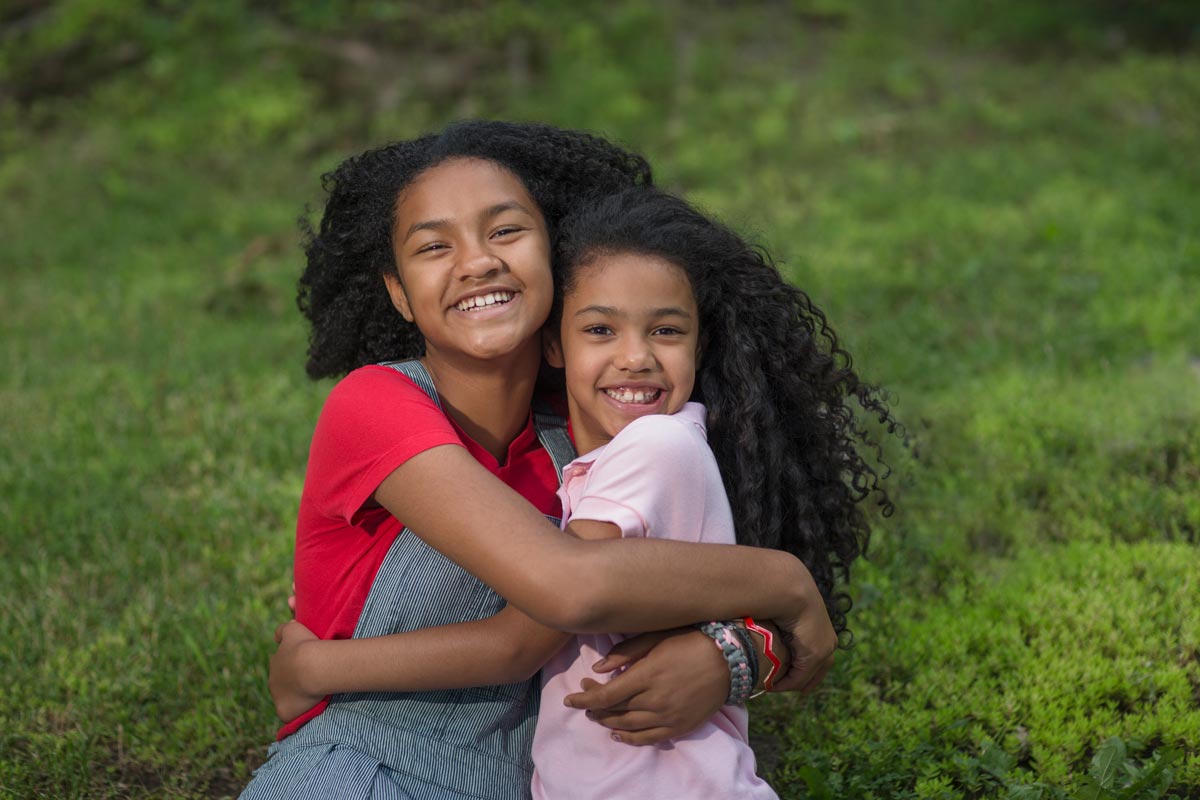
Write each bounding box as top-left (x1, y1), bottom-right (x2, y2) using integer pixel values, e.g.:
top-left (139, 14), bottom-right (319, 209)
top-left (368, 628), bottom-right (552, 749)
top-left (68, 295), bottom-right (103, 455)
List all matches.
top-left (275, 622), bottom-right (288, 643)
top-left (565, 668), bottom-right (654, 711)
top-left (585, 710), bottom-right (664, 731)
top-left (800, 658), bottom-right (834, 695)
top-left (769, 666), bottom-right (804, 693)
top-left (772, 664), bottom-right (816, 693)
top-left (609, 727), bottom-right (675, 746)
top-left (594, 631), bottom-right (672, 672)
top-left (564, 677), bottom-right (647, 711)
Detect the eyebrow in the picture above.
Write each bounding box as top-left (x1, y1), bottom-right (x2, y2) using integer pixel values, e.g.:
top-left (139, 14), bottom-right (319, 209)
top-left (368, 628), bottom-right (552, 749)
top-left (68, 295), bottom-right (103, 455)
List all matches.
top-left (573, 305), bottom-right (694, 318)
top-left (401, 201), bottom-right (535, 244)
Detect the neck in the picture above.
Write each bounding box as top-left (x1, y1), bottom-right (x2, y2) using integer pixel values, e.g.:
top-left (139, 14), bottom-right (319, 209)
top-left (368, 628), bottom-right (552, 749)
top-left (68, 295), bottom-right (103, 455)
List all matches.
top-left (422, 342), bottom-right (542, 463)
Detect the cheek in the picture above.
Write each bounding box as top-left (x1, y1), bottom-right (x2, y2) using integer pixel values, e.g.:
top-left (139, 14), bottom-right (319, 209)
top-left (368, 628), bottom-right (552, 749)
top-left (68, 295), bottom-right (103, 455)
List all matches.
top-left (529, 272), bottom-right (555, 321)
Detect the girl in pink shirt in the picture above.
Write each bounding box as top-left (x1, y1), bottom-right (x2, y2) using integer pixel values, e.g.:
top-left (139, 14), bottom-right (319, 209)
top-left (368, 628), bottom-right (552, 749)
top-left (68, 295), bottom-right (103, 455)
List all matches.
top-left (270, 183), bottom-right (899, 797)
top-left (526, 186), bottom-right (896, 797)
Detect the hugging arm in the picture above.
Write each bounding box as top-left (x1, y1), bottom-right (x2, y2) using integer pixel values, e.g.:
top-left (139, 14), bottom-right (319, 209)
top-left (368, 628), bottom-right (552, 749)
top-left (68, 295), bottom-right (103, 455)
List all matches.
top-left (375, 445), bottom-right (834, 687)
top-left (272, 438), bottom-right (831, 728)
top-left (269, 517), bottom-right (627, 723)
top-left (377, 447), bottom-right (819, 630)
top-left (270, 516), bottom-right (733, 741)
top-left (269, 606), bottom-right (569, 722)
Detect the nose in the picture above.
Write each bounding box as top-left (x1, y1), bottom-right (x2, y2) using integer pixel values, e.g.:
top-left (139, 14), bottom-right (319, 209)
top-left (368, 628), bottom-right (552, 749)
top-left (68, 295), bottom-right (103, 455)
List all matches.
top-left (615, 335), bottom-right (657, 372)
top-left (457, 238), bottom-right (504, 280)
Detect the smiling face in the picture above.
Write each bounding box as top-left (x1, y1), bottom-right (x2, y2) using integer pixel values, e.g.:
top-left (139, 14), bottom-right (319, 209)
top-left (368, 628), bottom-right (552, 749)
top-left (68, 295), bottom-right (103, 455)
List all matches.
top-left (545, 251), bottom-right (700, 455)
top-left (385, 157), bottom-right (553, 367)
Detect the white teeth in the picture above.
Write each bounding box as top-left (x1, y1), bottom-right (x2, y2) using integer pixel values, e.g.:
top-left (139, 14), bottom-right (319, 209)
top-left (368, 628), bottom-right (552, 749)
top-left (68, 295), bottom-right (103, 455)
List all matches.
top-left (455, 291), bottom-right (513, 311)
top-left (604, 388), bottom-right (662, 404)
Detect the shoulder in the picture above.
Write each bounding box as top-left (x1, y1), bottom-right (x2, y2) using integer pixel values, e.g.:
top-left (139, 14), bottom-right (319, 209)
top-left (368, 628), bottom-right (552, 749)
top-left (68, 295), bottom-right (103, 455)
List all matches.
top-left (313, 364), bottom-right (453, 453)
top-left (605, 404), bottom-right (709, 460)
top-left (327, 364), bottom-right (430, 403)
top-left (590, 405), bottom-right (713, 483)
top-left (321, 364), bottom-right (438, 420)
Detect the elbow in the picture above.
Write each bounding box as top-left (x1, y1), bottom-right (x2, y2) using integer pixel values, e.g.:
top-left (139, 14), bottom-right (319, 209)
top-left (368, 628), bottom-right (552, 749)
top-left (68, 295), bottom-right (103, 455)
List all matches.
top-left (545, 589), bottom-right (607, 633)
top-left (538, 568), bottom-right (614, 633)
top-left (523, 584), bottom-right (601, 632)
top-left (503, 540), bottom-right (602, 631)
top-left (505, 648), bottom-right (548, 684)
top-left (507, 539), bottom-right (621, 632)
top-left (492, 651), bottom-right (543, 685)
top-left (523, 573), bottom-right (611, 634)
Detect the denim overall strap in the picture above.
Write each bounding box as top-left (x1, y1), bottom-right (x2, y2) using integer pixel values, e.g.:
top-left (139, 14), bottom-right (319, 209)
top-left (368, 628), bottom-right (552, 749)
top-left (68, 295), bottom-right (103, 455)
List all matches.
top-left (380, 359), bottom-right (442, 409)
top-left (532, 399), bottom-right (573, 486)
top-left (244, 360), bottom-right (574, 800)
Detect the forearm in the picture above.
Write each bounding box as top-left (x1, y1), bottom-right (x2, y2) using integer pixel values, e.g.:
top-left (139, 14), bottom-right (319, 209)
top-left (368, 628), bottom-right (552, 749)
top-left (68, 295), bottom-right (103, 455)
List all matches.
top-left (294, 609), bottom-right (569, 696)
top-left (554, 538), bottom-right (814, 633)
top-left (377, 446), bottom-right (819, 634)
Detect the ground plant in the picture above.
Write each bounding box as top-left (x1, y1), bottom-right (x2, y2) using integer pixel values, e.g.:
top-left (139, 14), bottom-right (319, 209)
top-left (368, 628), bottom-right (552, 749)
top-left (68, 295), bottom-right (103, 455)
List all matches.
top-left (1, 1), bottom-right (1197, 797)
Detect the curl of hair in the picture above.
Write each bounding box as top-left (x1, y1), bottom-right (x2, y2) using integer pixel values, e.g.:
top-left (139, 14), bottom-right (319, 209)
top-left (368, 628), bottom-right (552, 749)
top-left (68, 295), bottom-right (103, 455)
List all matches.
top-left (553, 188), bottom-right (901, 639)
top-left (297, 120), bottom-right (652, 378)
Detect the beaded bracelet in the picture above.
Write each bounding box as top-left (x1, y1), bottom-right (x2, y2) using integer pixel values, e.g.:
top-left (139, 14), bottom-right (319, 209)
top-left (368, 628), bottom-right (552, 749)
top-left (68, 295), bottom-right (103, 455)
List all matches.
top-left (730, 623), bottom-right (760, 692)
top-left (696, 621), bottom-right (754, 705)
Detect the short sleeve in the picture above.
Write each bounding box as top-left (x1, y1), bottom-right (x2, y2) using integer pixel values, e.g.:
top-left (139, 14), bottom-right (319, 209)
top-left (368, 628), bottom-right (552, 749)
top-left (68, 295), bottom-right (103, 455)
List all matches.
top-left (570, 415), bottom-right (716, 541)
top-left (306, 365), bottom-right (465, 523)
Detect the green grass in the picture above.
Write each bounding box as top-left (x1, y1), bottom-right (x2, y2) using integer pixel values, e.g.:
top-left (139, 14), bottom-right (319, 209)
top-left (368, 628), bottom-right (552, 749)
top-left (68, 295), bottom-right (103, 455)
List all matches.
top-left (1, 2), bottom-right (1198, 797)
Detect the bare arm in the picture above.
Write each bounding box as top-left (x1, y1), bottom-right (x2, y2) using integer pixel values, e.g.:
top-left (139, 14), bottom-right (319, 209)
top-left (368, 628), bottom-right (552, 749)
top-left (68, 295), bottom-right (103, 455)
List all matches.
top-left (269, 517), bottom-right (626, 723)
top-left (375, 446), bottom-right (820, 634)
top-left (269, 608), bottom-right (568, 721)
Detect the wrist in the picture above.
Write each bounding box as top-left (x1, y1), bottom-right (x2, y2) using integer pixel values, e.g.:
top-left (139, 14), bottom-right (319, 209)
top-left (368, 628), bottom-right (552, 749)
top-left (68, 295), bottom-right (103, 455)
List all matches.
top-left (695, 621), bottom-right (755, 705)
top-left (737, 618), bottom-right (788, 695)
top-left (295, 639), bottom-right (331, 697)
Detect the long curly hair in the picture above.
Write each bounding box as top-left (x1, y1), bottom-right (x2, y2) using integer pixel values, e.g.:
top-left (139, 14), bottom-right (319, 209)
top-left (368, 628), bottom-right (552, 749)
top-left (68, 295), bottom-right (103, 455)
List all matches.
top-left (553, 188), bottom-right (899, 638)
top-left (298, 120), bottom-right (653, 378)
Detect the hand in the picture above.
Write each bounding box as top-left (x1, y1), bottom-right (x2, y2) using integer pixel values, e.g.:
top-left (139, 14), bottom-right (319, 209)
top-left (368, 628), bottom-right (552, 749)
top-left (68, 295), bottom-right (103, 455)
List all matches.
top-left (563, 628), bottom-right (728, 746)
top-left (269, 619), bottom-right (325, 722)
top-left (770, 600), bottom-right (837, 694)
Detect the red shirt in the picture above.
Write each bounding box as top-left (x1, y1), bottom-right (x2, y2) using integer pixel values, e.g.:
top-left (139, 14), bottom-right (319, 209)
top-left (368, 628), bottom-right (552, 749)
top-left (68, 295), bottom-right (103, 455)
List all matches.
top-left (281, 365), bottom-right (563, 738)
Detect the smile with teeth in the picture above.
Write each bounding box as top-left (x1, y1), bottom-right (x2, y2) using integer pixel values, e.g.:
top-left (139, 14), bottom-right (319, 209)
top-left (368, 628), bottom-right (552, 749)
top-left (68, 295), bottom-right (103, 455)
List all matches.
top-left (604, 387), bottom-right (663, 404)
top-left (455, 291), bottom-right (514, 312)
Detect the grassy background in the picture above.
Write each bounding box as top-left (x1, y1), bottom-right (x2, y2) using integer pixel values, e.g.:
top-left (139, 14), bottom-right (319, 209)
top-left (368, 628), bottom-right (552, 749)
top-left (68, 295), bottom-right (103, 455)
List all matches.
top-left (1, 1), bottom-right (1197, 797)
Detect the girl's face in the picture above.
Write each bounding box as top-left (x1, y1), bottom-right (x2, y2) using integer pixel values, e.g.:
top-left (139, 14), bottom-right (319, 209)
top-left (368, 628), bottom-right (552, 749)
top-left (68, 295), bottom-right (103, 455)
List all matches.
top-left (385, 158), bottom-right (553, 365)
top-left (546, 252), bottom-right (699, 455)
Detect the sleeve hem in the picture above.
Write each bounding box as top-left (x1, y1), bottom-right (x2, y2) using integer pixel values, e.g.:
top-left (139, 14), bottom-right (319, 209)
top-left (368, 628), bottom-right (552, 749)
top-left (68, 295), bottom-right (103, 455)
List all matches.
top-left (343, 434), bottom-right (466, 523)
top-left (569, 497), bottom-right (648, 539)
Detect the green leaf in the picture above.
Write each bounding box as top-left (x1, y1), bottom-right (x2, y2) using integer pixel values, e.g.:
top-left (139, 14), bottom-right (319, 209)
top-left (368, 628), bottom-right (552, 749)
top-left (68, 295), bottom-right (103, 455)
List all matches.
top-left (1091, 737), bottom-right (1128, 790)
top-left (795, 765), bottom-right (835, 800)
top-left (1114, 748), bottom-right (1180, 800)
top-left (1072, 775), bottom-right (1104, 800)
top-left (1007, 783), bottom-right (1047, 800)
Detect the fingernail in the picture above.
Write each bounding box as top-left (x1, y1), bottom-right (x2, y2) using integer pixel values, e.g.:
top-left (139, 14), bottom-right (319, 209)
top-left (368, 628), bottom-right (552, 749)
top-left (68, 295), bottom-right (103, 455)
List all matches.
top-left (563, 698), bottom-right (575, 708)
top-left (593, 657), bottom-right (609, 668)
top-left (610, 733), bottom-right (622, 743)
top-left (585, 711), bottom-right (595, 720)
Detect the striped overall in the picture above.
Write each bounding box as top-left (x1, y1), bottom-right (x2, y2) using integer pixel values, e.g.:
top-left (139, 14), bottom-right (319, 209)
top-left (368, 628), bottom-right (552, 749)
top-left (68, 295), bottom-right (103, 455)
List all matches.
top-left (241, 361), bottom-right (576, 800)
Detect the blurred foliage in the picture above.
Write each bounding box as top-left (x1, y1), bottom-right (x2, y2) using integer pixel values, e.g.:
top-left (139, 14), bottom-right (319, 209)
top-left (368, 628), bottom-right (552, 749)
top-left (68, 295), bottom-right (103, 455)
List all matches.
top-left (1, 1), bottom-right (1198, 798)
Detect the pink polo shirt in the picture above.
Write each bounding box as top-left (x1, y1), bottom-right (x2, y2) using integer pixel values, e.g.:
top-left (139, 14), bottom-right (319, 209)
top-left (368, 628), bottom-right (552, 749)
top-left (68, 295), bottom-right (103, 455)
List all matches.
top-left (530, 403), bottom-right (778, 800)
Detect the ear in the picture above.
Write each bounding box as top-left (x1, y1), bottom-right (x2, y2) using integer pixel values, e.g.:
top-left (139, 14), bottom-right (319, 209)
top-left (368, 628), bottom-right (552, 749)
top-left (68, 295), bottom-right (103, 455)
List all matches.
top-left (543, 327), bottom-right (565, 368)
top-left (382, 271), bottom-right (415, 323)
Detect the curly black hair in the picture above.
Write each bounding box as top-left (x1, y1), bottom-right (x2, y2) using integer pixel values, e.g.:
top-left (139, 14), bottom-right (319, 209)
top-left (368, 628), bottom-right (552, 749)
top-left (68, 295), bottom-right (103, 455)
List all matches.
top-left (552, 188), bottom-right (900, 639)
top-left (297, 120), bottom-right (653, 378)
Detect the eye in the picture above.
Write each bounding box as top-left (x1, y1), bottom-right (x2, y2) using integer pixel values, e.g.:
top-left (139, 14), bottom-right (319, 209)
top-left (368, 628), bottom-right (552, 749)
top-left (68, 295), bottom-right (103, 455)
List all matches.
top-left (492, 225), bottom-right (525, 239)
top-left (415, 241), bottom-right (449, 255)
top-left (583, 325), bottom-right (614, 336)
top-left (652, 326), bottom-right (685, 336)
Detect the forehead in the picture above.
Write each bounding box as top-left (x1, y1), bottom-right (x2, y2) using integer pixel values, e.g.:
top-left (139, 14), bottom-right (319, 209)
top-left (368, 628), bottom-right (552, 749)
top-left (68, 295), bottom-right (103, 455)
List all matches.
top-left (394, 157), bottom-right (541, 226)
top-left (569, 252), bottom-right (696, 309)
